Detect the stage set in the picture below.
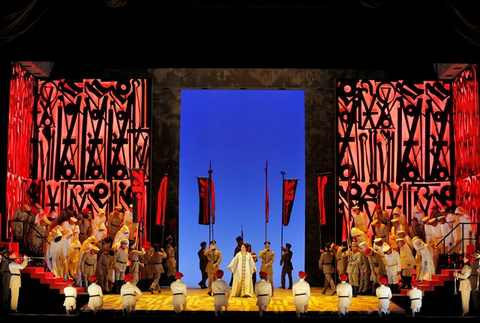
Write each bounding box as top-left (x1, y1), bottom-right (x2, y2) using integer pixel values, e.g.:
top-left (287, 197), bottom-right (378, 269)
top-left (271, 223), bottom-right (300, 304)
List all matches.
top-left (2, 62), bottom-right (480, 321)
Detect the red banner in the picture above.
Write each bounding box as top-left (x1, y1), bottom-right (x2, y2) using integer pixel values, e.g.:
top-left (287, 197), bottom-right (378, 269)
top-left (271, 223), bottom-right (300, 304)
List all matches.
top-left (210, 178), bottom-right (215, 224)
top-left (317, 175), bottom-right (328, 225)
top-left (198, 177), bottom-right (210, 225)
top-left (156, 175), bottom-right (168, 225)
top-left (282, 179), bottom-right (298, 226)
top-left (129, 168), bottom-right (145, 224)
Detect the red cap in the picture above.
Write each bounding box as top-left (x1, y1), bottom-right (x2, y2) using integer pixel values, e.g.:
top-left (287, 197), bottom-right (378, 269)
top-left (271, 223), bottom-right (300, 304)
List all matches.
top-left (379, 277), bottom-right (387, 285)
top-left (66, 279), bottom-right (74, 285)
top-left (340, 273), bottom-right (348, 281)
top-left (216, 270), bottom-right (224, 278)
top-left (259, 271), bottom-right (268, 278)
top-left (124, 273), bottom-right (133, 282)
top-left (298, 271), bottom-right (307, 278)
top-left (82, 208), bottom-right (90, 215)
top-left (175, 272), bottom-right (184, 279)
top-left (89, 275), bottom-right (98, 282)
top-left (375, 204), bottom-right (382, 210)
top-left (411, 280), bottom-right (419, 287)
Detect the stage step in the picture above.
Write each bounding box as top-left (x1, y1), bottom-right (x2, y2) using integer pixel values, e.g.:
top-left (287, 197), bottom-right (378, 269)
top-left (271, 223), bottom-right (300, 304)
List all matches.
top-left (400, 268), bottom-right (456, 295)
top-left (23, 266), bottom-right (84, 294)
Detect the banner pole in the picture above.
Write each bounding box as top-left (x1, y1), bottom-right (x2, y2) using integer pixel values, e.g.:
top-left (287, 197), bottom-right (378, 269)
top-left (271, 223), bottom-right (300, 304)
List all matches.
top-left (280, 171), bottom-right (286, 248)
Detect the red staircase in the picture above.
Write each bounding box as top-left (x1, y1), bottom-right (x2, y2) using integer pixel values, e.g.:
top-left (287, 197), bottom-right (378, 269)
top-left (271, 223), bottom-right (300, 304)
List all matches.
top-left (23, 266), bottom-right (85, 294)
top-left (400, 268), bottom-right (455, 294)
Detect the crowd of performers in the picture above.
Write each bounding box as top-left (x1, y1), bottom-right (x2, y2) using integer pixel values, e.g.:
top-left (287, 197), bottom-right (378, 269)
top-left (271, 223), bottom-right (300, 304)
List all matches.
top-left (8, 203), bottom-right (177, 294)
top-left (326, 204), bottom-right (477, 297)
top-left (3, 202), bottom-right (480, 316)
top-left (317, 203), bottom-right (480, 316)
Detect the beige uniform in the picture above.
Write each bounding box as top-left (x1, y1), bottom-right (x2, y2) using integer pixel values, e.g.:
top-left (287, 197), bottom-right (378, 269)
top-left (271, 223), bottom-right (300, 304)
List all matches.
top-left (259, 247), bottom-right (275, 292)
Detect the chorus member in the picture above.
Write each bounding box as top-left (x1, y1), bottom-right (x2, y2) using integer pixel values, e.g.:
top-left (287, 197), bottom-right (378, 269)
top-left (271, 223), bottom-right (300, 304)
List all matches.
top-left (91, 208), bottom-right (107, 232)
top-left (352, 205), bottom-right (369, 235)
top-left (128, 241), bottom-right (146, 286)
top-left (80, 244), bottom-right (99, 291)
top-left (469, 249), bottom-right (480, 314)
top-left (212, 269), bottom-right (230, 317)
top-left (342, 241), bottom-right (361, 297)
top-left (336, 273), bottom-right (352, 317)
top-left (376, 277), bottom-right (392, 317)
top-left (63, 279), bottom-right (77, 315)
top-left (170, 272), bottom-right (187, 314)
top-left (255, 271), bottom-right (272, 318)
top-left (357, 241), bottom-right (372, 295)
top-left (8, 252), bottom-right (30, 313)
top-left (371, 219), bottom-right (389, 245)
top-left (407, 279), bottom-right (423, 317)
top-left (373, 204), bottom-right (391, 233)
top-left (364, 246), bottom-right (386, 295)
top-left (280, 243), bottom-right (293, 290)
top-left (205, 240), bottom-right (222, 296)
top-left (408, 217), bottom-right (425, 242)
top-left (121, 273), bottom-right (142, 315)
top-left (382, 245), bottom-right (401, 293)
top-left (148, 242), bottom-right (167, 294)
top-left (78, 208), bottom-right (93, 244)
top-left (259, 241), bottom-right (275, 295)
top-left (97, 249), bottom-right (115, 294)
top-left (319, 242), bottom-right (335, 295)
top-left (292, 271), bottom-right (310, 318)
top-left (108, 205), bottom-right (124, 240)
top-left (351, 227), bottom-right (371, 248)
top-left (123, 204), bottom-right (137, 240)
top-left (455, 254), bottom-right (473, 316)
top-left (197, 241), bottom-right (208, 289)
top-left (113, 238), bottom-right (129, 293)
top-left (412, 236), bottom-right (434, 282)
top-left (87, 275), bottom-right (103, 314)
top-left (164, 235), bottom-right (177, 277)
top-left (113, 225), bottom-right (130, 248)
top-left (392, 206), bottom-right (409, 235)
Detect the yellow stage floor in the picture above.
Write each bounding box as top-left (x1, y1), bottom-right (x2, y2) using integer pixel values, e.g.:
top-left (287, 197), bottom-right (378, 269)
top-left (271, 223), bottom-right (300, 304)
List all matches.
top-left (80, 286), bottom-right (405, 316)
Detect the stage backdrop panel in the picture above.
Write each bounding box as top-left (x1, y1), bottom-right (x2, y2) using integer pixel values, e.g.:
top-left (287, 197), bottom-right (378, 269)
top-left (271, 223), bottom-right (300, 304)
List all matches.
top-left (336, 79), bottom-right (454, 240)
top-left (34, 78), bottom-right (151, 241)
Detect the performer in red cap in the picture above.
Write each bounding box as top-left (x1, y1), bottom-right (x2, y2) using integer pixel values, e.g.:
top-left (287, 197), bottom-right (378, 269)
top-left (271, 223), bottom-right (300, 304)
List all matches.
top-left (63, 279), bottom-right (77, 315)
top-left (8, 252), bottom-right (30, 313)
top-left (120, 273), bottom-right (142, 315)
top-left (170, 272), bottom-right (187, 315)
top-left (375, 277), bottom-right (392, 317)
top-left (292, 271), bottom-right (310, 318)
top-left (254, 271), bottom-right (272, 317)
top-left (87, 275), bottom-right (103, 314)
top-left (336, 273), bottom-right (352, 316)
top-left (407, 278), bottom-right (423, 317)
top-left (211, 269), bottom-right (230, 317)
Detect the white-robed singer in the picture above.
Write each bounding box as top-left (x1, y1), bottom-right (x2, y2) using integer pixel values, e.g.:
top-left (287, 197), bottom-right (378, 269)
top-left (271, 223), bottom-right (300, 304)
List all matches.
top-left (226, 243), bottom-right (256, 297)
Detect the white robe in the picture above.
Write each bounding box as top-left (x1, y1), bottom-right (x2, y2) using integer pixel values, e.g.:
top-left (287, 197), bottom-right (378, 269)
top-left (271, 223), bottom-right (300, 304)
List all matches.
top-left (227, 251), bottom-right (256, 297)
